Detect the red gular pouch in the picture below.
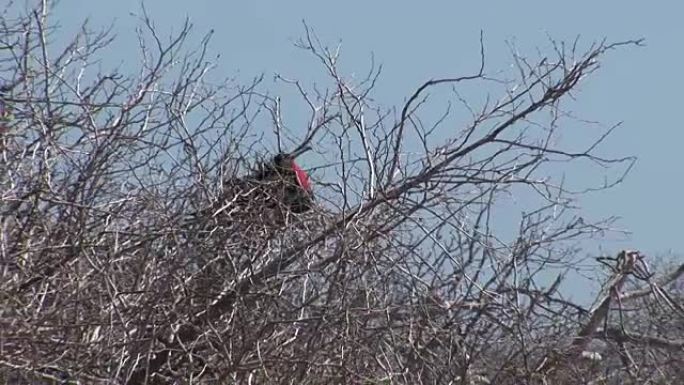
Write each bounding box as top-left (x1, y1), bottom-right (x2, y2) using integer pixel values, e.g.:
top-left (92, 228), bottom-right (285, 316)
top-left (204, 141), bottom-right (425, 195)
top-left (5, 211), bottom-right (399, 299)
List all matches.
top-left (290, 160), bottom-right (311, 193)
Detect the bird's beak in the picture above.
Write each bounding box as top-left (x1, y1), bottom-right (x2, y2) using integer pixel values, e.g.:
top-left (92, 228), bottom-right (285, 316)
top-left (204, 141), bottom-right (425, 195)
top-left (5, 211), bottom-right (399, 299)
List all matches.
top-left (289, 145), bottom-right (312, 159)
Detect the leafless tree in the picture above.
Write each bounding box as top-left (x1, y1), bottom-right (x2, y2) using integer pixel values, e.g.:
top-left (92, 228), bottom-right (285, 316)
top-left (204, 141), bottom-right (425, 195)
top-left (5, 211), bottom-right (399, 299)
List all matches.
top-left (1, 2), bottom-right (682, 385)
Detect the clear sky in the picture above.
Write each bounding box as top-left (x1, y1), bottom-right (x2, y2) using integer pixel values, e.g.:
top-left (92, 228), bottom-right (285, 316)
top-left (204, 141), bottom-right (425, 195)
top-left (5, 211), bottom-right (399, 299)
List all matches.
top-left (49, 1), bottom-right (682, 263)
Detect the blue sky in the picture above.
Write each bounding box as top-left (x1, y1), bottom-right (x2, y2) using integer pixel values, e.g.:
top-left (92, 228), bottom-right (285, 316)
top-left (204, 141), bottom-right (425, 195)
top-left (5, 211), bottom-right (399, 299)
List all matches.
top-left (50, 1), bottom-right (683, 265)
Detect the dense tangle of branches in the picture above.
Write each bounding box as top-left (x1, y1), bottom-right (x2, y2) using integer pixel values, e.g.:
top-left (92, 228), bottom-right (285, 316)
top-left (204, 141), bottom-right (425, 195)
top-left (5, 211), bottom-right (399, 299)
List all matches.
top-left (0, 2), bottom-right (682, 384)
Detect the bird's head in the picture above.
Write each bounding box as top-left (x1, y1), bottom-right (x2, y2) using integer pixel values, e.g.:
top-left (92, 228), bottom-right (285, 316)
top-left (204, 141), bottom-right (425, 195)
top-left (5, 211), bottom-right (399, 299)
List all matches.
top-left (273, 145), bottom-right (311, 167)
top-left (272, 146), bottom-right (312, 192)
